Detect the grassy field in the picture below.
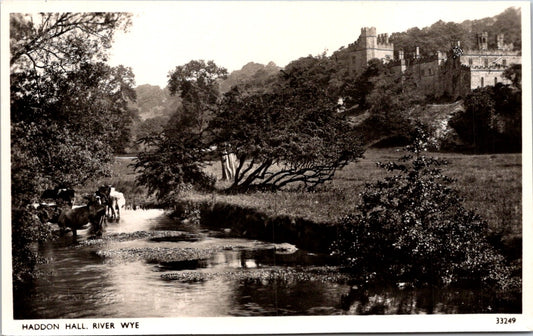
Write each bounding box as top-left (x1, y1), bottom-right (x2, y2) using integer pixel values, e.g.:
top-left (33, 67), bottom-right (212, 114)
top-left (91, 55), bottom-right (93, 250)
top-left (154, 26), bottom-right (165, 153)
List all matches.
top-left (85, 148), bottom-right (522, 244)
top-left (188, 149), bottom-right (522, 238)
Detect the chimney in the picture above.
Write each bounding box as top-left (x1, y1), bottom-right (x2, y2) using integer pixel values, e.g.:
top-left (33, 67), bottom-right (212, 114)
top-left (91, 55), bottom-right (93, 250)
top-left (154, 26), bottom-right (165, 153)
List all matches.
top-left (497, 34), bottom-right (505, 50)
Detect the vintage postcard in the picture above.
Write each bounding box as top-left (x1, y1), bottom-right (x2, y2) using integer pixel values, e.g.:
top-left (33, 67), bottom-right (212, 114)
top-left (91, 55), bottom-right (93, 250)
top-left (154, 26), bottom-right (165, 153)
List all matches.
top-left (2, 0), bottom-right (532, 334)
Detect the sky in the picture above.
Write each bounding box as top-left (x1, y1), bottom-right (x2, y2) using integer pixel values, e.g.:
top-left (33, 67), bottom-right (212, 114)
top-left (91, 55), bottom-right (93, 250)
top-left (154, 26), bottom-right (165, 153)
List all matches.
top-left (106, 1), bottom-right (524, 88)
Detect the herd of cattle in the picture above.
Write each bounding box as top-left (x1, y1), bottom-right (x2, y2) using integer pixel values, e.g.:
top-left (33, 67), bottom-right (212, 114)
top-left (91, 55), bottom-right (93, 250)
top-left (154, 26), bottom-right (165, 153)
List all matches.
top-left (35, 185), bottom-right (127, 238)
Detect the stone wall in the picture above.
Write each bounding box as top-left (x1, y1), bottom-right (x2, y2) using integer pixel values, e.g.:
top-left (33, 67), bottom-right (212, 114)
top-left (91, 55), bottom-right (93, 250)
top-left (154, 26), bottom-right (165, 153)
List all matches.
top-left (470, 68), bottom-right (512, 89)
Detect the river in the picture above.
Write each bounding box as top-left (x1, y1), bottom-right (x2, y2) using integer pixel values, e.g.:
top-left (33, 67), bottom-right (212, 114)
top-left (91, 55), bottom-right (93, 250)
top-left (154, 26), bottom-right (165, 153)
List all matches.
top-left (14, 209), bottom-right (349, 318)
top-left (14, 209), bottom-right (520, 318)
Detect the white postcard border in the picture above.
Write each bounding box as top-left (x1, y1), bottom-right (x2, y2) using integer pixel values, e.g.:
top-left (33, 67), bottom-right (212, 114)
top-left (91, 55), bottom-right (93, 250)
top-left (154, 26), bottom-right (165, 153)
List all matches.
top-left (1, 1), bottom-right (532, 335)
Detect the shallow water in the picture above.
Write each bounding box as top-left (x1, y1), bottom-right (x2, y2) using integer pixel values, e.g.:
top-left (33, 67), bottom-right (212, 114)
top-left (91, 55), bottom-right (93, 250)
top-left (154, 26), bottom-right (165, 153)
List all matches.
top-left (14, 209), bottom-right (520, 318)
top-left (15, 209), bottom-right (349, 318)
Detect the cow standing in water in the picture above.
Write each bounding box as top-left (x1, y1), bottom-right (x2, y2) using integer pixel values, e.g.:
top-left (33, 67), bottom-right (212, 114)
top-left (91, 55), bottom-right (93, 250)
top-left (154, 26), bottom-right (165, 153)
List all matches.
top-left (96, 185), bottom-right (126, 219)
top-left (37, 186), bottom-right (76, 226)
top-left (109, 187), bottom-right (126, 218)
top-left (57, 195), bottom-right (106, 238)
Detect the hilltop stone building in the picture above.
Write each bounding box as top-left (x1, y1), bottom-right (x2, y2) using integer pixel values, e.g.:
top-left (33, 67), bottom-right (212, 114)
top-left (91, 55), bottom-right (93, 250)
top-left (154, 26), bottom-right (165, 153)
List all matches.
top-left (342, 27), bottom-right (395, 76)
top-left (335, 27), bottom-right (521, 99)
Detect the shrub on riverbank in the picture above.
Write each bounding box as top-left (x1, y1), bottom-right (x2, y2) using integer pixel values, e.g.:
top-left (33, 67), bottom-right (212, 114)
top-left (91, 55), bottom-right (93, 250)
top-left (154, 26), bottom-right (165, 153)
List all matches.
top-left (331, 130), bottom-right (519, 291)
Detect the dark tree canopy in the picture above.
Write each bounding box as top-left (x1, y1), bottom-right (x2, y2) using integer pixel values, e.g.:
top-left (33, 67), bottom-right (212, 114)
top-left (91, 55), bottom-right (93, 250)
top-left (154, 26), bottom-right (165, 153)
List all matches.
top-left (211, 55), bottom-right (364, 191)
top-left (136, 56), bottom-right (364, 197)
top-left (503, 63), bottom-right (522, 89)
top-left (10, 12), bottom-right (131, 72)
top-left (11, 61), bottom-right (137, 199)
top-left (11, 12), bottom-right (134, 201)
top-left (167, 60), bottom-right (228, 133)
top-left (10, 12), bottom-right (132, 285)
top-left (449, 83), bottom-right (521, 153)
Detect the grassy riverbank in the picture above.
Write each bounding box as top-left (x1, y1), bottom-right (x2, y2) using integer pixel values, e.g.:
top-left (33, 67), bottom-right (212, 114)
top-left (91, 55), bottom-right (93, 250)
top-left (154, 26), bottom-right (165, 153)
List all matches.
top-left (186, 149), bottom-right (522, 239)
top-left (88, 148), bottom-right (521, 253)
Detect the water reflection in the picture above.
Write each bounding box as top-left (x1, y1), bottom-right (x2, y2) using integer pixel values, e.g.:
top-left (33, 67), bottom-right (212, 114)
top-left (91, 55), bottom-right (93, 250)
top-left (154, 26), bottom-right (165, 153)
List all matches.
top-left (15, 209), bottom-right (347, 319)
top-left (230, 279), bottom-right (347, 316)
top-left (103, 261), bottom-right (236, 317)
top-left (13, 209), bottom-right (518, 319)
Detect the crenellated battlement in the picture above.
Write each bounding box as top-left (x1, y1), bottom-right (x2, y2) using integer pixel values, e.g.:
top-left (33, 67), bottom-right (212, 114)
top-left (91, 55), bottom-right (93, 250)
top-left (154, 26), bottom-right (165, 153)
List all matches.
top-left (360, 27), bottom-right (377, 36)
top-left (377, 33), bottom-right (393, 47)
top-left (342, 25), bottom-right (521, 97)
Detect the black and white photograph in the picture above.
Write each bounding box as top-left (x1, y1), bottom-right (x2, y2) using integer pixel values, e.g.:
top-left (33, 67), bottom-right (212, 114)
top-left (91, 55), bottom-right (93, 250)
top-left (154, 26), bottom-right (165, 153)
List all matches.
top-left (1, 1), bottom-right (532, 334)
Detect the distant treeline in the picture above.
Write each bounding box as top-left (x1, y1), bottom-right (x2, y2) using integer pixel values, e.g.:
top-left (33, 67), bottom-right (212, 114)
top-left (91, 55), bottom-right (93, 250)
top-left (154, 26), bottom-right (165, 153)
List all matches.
top-left (389, 7), bottom-right (521, 57)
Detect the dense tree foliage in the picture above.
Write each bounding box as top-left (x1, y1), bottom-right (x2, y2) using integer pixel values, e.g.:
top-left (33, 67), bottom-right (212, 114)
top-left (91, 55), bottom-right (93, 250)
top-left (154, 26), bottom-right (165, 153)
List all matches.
top-left (10, 12), bottom-right (132, 285)
top-left (364, 68), bottom-right (424, 144)
top-left (503, 63), bottom-right (522, 89)
top-left (167, 60), bottom-right (228, 133)
top-left (390, 7), bottom-right (521, 58)
top-left (339, 58), bottom-right (385, 111)
top-left (135, 60), bottom-right (228, 200)
top-left (339, 58), bottom-right (424, 146)
top-left (332, 129), bottom-right (517, 291)
top-left (211, 55), bottom-right (364, 191)
top-left (136, 55), bottom-right (364, 196)
top-left (135, 131), bottom-right (216, 203)
top-left (449, 83), bottom-right (521, 153)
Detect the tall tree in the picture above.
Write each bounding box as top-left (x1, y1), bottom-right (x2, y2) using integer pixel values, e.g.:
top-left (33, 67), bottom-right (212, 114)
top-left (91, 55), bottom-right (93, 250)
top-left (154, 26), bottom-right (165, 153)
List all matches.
top-left (211, 55), bottom-right (364, 191)
top-left (167, 60), bottom-right (228, 133)
top-left (351, 63), bottom-right (424, 146)
top-left (135, 60), bottom-right (228, 201)
top-left (10, 12), bottom-right (132, 285)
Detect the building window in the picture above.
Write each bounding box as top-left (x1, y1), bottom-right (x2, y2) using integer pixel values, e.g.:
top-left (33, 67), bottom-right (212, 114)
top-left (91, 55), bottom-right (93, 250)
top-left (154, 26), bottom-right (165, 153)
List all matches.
top-left (502, 59), bottom-right (507, 66)
top-left (481, 77), bottom-right (484, 87)
top-left (468, 58), bottom-right (473, 65)
top-left (421, 69), bottom-right (425, 76)
top-left (484, 58), bottom-right (489, 67)
top-left (495, 77), bottom-right (498, 86)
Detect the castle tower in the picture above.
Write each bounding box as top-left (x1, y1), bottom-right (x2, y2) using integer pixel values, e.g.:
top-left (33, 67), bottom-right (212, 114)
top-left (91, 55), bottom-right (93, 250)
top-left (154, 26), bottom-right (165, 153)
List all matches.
top-left (350, 27), bottom-right (394, 75)
top-left (477, 32), bottom-right (488, 50)
top-left (359, 27), bottom-right (377, 50)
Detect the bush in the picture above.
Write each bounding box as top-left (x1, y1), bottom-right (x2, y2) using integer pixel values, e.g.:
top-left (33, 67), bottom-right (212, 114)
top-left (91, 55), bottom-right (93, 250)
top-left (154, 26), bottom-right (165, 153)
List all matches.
top-left (331, 128), bottom-right (516, 290)
top-left (12, 207), bottom-right (53, 288)
top-left (135, 132), bottom-right (216, 201)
